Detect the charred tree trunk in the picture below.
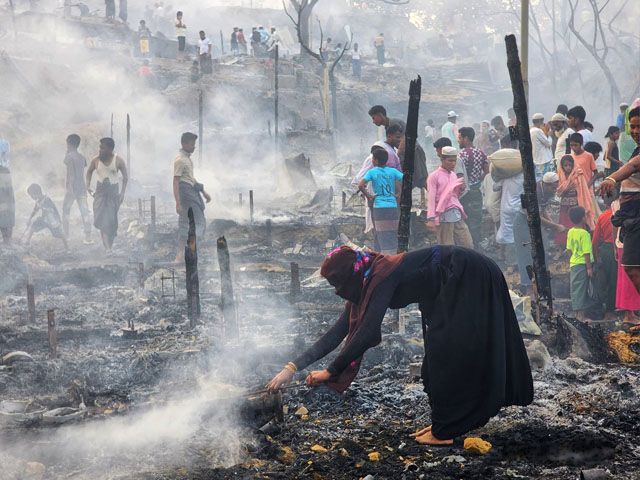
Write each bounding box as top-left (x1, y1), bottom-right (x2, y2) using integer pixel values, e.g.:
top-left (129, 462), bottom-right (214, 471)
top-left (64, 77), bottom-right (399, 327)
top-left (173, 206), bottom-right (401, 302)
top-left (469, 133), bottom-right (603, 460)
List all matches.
top-left (217, 236), bottom-right (239, 339)
top-left (397, 76), bottom-right (422, 254)
top-left (185, 208), bottom-right (200, 328)
top-left (505, 35), bottom-right (551, 307)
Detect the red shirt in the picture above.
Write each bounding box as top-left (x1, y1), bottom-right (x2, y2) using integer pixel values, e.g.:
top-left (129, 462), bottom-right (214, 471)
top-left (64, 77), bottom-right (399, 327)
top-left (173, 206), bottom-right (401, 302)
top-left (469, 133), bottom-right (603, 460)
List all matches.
top-left (592, 208), bottom-right (614, 259)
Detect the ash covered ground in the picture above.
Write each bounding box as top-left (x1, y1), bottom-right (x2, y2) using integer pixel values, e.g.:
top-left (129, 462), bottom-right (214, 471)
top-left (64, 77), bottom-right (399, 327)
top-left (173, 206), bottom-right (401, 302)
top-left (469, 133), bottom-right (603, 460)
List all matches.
top-left (1, 202), bottom-right (640, 480)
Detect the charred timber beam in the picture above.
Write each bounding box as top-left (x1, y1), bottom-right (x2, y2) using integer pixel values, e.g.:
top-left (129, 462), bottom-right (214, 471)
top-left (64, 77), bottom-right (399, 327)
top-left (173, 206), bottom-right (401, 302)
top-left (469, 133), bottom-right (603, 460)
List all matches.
top-left (397, 76), bottom-right (422, 254)
top-left (47, 309), bottom-right (56, 358)
top-left (290, 262), bottom-right (301, 298)
top-left (186, 208), bottom-right (201, 328)
top-left (217, 236), bottom-right (239, 338)
top-left (505, 34), bottom-right (551, 307)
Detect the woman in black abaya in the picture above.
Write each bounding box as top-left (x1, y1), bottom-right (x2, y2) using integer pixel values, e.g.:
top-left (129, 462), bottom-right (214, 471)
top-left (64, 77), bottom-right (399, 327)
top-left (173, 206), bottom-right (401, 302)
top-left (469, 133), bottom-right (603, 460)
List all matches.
top-left (266, 245), bottom-right (533, 445)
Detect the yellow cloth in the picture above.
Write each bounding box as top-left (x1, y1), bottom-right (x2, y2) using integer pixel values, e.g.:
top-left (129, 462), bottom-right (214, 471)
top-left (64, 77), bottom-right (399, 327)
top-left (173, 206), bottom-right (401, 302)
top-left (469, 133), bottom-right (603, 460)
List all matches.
top-left (139, 39), bottom-right (149, 54)
top-left (463, 437), bottom-right (492, 455)
top-left (567, 227), bottom-right (594, 267)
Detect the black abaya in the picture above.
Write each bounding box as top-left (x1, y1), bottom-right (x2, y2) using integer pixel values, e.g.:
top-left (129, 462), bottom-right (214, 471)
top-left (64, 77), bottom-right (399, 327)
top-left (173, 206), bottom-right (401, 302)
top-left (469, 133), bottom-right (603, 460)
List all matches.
top-left (294, 246), bottom-right (533, 439)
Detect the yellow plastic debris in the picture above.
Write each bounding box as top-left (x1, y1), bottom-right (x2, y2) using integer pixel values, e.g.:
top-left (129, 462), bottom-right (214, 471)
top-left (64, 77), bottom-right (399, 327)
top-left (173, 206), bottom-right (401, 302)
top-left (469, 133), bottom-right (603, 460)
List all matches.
top-left (340, 448), bottom-right (349, 457)
top-left (301, 414), bottom-right (309, 420)
top-left (368, 452), bottom-right (380, 461)
top-left (278, 446), bottom-right (295, 465)
top-left (311, 444), bottom-right (328, 454)
top-left (295, 406), bottom-right (309, 416)
top-left (463, 437), bottom-right (492, 455)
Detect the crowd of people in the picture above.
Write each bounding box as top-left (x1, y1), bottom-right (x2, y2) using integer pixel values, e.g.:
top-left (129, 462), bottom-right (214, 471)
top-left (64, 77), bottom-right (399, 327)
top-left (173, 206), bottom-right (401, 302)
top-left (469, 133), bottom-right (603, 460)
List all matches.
top-left (351, 100), bottom-right (640, 324)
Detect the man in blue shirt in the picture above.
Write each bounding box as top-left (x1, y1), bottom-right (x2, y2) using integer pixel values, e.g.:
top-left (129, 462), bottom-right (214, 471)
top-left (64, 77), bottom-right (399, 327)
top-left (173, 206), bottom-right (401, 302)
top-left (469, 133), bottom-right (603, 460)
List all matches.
top-left (617, 102), bottom-right (628, 128)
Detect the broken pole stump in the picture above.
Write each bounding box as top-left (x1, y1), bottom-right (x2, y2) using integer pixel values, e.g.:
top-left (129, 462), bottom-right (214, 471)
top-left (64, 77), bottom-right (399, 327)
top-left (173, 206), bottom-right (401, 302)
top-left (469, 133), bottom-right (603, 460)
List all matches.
top-left (265, 219), bottom-right (273, 247)
top-left (47, 309), bottom-right (56, 358)
top-left (27, 283), bottom-right (36, 323)
top-left (150, 195), bottom-right (156, 234)
top-left (274, 45), bottom-right (279, 150)
top-left (126, 113), bottom-right (131, 177)
top-left (290, 262), bottom-right (301, 298)
top-left (138, 262), bottom-right (145, 290)
top-left (219, 29), bottom-right (225, 54)
top-left (185, 208), bottom-right (201, 328)
top-left (505, 34), bottom-right (551, 307)
top-left (249, 190), bottom-right (254, 223)
top-left (198, 89), bottom-right (203, 164)
top-left (217, 236), bottom-right (239, 338)
top-left (397, 75), bottom-right (422, 255)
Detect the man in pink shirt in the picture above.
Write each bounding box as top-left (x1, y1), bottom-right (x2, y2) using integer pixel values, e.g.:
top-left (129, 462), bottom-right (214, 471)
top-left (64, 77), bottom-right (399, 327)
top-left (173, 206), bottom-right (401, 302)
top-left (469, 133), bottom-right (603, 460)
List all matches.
top-left (426, 146), bottom-right (473, 247)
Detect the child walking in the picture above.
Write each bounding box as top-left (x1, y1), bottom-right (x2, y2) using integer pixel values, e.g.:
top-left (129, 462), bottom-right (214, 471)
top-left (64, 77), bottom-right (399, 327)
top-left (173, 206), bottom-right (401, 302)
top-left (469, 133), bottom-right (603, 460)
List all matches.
top-left (358, 147), bottom-right (403, 254)
top-left (567, 206), bottom-right (595, 322)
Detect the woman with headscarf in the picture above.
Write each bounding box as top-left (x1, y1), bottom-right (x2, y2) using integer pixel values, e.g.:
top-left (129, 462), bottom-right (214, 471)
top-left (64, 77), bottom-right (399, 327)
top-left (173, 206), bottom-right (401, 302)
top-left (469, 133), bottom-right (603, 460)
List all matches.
top-left (555, 155), bottom-right (596, 245)
top-left (266, 245), bottom-right (533, 445)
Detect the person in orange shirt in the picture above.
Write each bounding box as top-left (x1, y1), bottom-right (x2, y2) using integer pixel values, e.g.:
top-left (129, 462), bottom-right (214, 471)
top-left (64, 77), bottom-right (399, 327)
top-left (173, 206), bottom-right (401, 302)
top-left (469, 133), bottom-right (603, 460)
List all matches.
top-left (569, 132), bottom-right (597, 187)
top-left (592, 194), bottom-right (617, 320)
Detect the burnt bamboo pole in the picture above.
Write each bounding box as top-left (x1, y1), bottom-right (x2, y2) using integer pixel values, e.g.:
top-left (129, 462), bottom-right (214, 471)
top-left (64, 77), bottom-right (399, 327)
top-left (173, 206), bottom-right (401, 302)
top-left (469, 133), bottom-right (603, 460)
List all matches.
top-left (290, 262), bottom-right (300, 298)
top-left (220, 30), bottom-right (225, 54)
top-left (505, 34), bottom-right (551, 306)
top-left (198, 89), bottom-right (203, 165)
top-left (47, 310), bottom-right (56, 358)
top-left (217, 236), bottom-right (239, 338)
top-left (274, 45), bottom-right (279, 151)
top-left (185, 208), bottom-right (200, 327)
top-left (150, 195), bottom-right (156, 234)
top-left (397, 76), bottom-right (422, 254)
top-left (126, 113), bottom-right (131, 176)
top-left (27, 284), bottom-right (35, 323)
top-left (249, 190), bottom-right (254, 223)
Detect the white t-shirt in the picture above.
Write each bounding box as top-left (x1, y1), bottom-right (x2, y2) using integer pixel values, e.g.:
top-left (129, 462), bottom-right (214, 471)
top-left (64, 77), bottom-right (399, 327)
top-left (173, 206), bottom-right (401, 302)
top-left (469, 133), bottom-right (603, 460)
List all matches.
top-left (554, 127), bottom-right (574, 162)
top-left (198, 37), bottom-right (212, 55)
top-left (352, 50), bottom-right (360, 60)
top-left (530, 126), bottom-right (552, 165)
top-left (578, 128), bottom-right (594, 144)
top-left (424, 125), bottom-right (435, 140)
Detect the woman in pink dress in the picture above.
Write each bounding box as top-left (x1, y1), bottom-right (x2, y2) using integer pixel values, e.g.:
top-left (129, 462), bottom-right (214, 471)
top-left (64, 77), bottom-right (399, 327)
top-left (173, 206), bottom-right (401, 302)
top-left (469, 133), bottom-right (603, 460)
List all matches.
top-left (612, 199), bottom-right (640, 324)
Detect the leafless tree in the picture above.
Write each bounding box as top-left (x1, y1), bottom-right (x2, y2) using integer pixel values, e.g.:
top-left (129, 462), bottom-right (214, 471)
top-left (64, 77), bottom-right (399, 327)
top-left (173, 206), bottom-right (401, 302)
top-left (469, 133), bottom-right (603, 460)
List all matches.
top-left (567, 0), bottom-right (621, 100)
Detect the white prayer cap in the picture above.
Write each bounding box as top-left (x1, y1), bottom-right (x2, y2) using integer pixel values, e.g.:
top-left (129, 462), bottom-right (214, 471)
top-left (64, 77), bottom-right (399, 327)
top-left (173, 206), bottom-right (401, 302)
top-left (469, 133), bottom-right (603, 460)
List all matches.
top-left (532, 113), bottom-right (545, 121)
top-left (542, 172), bottom-right (559, 184)
top-left (551, 113), bottom-right (566, 122)
top-left (447, 110), bottom-right (457, 117)
top-left (620, 102), bottom-right (629, 108)
top-left (441, 146), bottom-right (458, 156)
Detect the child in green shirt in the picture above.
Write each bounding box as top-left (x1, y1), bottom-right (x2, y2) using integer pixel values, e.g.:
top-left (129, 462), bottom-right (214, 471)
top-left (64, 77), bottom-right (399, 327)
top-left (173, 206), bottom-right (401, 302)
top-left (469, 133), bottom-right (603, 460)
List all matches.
top-left (566, 206), bottom-right (595, 321)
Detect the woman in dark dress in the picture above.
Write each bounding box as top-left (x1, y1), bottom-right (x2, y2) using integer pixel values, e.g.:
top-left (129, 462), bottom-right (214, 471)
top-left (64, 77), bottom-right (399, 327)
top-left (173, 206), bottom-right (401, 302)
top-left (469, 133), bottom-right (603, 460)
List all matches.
top-left (266, 246), bottom-right (534, 445)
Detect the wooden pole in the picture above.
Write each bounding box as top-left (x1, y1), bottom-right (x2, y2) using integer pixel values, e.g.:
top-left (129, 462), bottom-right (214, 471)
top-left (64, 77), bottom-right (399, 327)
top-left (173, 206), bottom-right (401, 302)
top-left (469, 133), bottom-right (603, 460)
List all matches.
top-left (110, 113), bottom-right (114, 138)
top-left (220, 30), bottom-right (225, 55)
top-left (126, 113), bottom-right (131, 177)
top-left (290, 262), bottom-right (300, 297)
top-left (138, 262), bottom-right (145, 290)
top-left (47, 310), bottom-right (56, 358)
top-left (239, 193), bottom-right (243, 206)
top-left (274, 45), bottom-right (279, 151)
top-left (397, 76), bottom-right (422, 254)
top-left (521, 0), bottom-right (530, 103)
top-left (27, 284), bottom-right (35, 323)
top-left (505, 34), bottom-right (551, 306)
top-left (198, 89), bottom-right (203, 165)
top-left (150, 195), bottom-right (156, 233)
top-left (265, 219), bottom-right (273, 247)
top-left (217, 236), bottom-right (239, 338)
top-left (185, 208), bottom-right (201, 327)
top-left (249, 190), bottom-right (254, 223)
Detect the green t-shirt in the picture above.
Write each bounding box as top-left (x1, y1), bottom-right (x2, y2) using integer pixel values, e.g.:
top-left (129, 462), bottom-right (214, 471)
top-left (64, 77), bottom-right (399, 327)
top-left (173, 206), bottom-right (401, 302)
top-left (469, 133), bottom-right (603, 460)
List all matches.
top-left (566, 227), bottom-right (593, 267)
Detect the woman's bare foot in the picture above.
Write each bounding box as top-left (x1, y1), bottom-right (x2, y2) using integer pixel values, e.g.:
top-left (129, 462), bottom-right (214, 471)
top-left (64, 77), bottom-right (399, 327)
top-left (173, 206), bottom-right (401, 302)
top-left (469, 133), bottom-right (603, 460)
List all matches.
top-left (623, 311), bottom-right (640, 325)
top-left (414, 430), bottom-right (453, 445)
top-left (409, 425), bottom-right (432, 437)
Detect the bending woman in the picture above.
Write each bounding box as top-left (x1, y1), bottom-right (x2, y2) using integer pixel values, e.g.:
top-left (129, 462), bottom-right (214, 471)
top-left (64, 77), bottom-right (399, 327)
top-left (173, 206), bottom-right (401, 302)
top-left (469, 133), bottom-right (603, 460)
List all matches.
top-left (266, 246), bottom-right (533, 445)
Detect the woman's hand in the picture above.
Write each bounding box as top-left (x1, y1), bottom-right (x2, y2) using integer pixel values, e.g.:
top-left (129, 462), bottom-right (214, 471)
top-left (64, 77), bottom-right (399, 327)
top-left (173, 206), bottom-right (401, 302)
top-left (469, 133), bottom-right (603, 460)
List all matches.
top-left (265, 368), bottom-right (294, 393)
top-left (305, 369), bottom-right (331, 387)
